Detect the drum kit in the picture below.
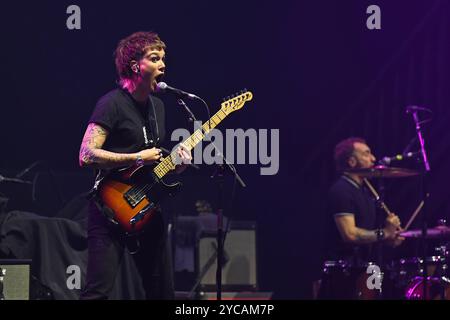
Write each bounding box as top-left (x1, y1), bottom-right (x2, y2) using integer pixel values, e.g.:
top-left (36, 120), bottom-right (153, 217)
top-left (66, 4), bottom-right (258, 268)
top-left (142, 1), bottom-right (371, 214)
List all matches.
top-left (321, 165), bottom-right (450, 300)
top-left (387, 221), bottom-right (450, 300)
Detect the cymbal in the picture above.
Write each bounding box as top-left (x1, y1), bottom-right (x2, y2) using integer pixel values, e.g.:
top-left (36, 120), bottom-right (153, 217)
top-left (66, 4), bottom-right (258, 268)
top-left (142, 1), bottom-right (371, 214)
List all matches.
top-left (400, 226), bottom-right (450, 239)
top-left (344, 165), bottom-right (420, 178)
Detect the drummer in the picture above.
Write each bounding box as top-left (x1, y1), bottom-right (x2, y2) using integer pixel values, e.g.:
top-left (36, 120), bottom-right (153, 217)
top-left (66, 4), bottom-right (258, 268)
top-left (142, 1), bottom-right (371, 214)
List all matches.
top-left (323, 137), bottom-right (404, 267)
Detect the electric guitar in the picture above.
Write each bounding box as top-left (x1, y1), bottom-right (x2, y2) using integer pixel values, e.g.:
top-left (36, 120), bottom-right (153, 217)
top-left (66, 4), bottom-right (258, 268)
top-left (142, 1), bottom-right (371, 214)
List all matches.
top-left (97, 90), bottom-right (253, 234)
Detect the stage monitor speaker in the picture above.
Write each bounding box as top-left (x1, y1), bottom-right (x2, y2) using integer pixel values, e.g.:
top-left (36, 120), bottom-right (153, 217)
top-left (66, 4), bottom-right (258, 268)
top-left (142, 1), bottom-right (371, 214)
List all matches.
top-left (0, 259), bottom-right (31, 300)
top-left (197, 221), bottom-right (257, 291)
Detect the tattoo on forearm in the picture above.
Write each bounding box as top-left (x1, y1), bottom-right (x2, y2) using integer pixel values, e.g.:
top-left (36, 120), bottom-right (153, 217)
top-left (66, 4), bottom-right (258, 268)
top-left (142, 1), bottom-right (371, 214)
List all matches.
top-left (355, 228), bottom-right (377, 243)
top-left (79, 123), bottom-right (135, 169)
top-left (79, 145), bottom-right (97, 165)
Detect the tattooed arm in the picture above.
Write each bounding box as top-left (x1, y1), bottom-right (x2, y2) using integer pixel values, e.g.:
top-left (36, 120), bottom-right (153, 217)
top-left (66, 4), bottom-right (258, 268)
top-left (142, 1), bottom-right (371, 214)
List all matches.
top-left (334, 214), bottom-right (400, 245)
top-left (334, 215), bottom-right (378, 244)
top-left (79, 123), bottom-right (143, 169)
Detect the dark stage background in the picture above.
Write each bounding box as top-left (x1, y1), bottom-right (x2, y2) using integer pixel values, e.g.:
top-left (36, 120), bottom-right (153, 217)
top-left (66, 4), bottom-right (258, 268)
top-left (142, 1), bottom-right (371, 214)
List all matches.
top-left (1, 0), bottom-right (450, 299)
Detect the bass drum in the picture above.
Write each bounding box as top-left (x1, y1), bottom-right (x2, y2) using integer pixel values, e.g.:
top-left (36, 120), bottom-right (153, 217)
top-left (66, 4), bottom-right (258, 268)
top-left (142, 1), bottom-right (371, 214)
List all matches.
top-left (404, 276), bottom-right (450, 300)
top-left (318, 261), bottom-right (382, 300)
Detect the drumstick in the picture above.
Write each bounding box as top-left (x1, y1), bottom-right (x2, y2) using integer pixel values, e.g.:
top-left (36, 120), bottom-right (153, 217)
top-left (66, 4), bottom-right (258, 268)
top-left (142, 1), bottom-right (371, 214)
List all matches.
top-left (363, 179), bottom-right (392, 216)
top-left (403, 200), bottom-right (424, 231)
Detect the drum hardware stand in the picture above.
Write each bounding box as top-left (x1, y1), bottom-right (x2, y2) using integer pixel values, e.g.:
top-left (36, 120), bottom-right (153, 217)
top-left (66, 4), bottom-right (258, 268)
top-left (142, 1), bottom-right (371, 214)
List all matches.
top-left (407, 106), bottom-right (432, 300)
top-left (434, 219), bottom-right (448, 300)
top-left (433, 250), bottom-right (449, 300)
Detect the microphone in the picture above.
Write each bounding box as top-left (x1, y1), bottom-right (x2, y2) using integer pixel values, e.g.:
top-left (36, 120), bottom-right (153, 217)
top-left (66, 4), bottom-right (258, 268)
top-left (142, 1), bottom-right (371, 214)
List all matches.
top-left (378, 151), bottom-right (421, 165)
top-left (406, 106), bottom-right (432, 114)
top-left (156, 82), bottom-right (200, 100)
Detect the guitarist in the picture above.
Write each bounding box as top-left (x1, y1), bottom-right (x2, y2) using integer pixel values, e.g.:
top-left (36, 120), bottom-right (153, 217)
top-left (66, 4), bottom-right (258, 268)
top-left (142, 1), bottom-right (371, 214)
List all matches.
top-left (78, 31), bottom-right (191, 300)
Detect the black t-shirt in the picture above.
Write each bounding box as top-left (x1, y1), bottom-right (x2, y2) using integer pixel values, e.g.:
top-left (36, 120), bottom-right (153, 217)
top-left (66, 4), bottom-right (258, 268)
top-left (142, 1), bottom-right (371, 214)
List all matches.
top-left (324, 175), bottom-right (377, 263)
top-left (88, 88), bottom-right (166, 154)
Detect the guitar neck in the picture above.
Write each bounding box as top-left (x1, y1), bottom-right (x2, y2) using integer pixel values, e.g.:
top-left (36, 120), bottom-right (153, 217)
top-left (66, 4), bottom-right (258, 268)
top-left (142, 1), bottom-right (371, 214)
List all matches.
top-left (153, 108), bottom-right (228, 179)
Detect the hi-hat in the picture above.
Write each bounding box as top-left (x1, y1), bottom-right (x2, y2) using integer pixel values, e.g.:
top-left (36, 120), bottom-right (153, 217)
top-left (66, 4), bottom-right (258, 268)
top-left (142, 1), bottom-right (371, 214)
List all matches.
top-left (400, 226), bottom-right (450, 239)
top-left (344, 165), bottom-right (419, 178)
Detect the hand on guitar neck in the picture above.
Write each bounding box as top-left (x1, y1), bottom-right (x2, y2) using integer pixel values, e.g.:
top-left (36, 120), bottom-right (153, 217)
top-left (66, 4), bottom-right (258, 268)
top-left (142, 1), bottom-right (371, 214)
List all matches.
top-left (173, 143), bottom-right (192, 174)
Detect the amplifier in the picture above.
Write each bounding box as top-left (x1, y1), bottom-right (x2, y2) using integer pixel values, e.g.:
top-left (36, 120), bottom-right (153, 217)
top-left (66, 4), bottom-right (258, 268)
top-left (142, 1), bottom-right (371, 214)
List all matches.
top-left (197, 221), bottom-right (257, 291)
top-left (0, 259), bottom-right (31, 300)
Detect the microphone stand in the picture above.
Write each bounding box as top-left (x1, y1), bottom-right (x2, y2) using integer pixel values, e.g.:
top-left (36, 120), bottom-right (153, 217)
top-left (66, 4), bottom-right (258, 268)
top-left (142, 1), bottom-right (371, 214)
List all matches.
top-left (401, 137), bottom-right (418, 157)
top-left (177, 98), bottom-right (246, 301)
top-left (409, 108), bottom-right (431, 300)
top-left (210, 148), bottom-right (245, 301)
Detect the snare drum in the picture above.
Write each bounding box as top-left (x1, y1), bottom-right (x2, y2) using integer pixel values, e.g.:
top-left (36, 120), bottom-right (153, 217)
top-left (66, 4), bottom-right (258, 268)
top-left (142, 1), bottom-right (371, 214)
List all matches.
top-left (318, 260), bottom-right (382, 300)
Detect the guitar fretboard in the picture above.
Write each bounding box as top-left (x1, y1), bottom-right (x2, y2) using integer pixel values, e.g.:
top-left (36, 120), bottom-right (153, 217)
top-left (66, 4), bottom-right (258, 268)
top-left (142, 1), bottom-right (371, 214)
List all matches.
top-left (153, 109), bottom-right (228, 179)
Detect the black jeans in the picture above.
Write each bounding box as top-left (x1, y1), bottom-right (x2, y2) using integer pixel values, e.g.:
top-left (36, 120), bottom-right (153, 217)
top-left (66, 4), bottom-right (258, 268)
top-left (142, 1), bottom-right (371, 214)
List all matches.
top-left (79, 201), bottom-right (174, 300)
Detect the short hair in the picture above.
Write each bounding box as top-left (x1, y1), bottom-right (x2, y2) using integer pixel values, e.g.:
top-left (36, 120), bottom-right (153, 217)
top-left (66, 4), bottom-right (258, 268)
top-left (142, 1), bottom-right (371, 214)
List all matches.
top-left (114, 31), bottom-right (166, 84)
top-left (333, 137), bottom-right (366, 171)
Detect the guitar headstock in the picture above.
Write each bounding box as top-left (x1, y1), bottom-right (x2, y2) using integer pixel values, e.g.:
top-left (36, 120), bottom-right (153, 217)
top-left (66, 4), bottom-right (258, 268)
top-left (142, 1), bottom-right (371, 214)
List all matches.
top-left (220, 89), bottom-right (253, 115)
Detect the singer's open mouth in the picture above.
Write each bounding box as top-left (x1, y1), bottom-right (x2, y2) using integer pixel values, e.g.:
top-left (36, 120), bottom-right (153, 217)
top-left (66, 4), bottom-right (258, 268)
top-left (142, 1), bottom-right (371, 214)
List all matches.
top-left (155, 73), bottom-right (164, 83)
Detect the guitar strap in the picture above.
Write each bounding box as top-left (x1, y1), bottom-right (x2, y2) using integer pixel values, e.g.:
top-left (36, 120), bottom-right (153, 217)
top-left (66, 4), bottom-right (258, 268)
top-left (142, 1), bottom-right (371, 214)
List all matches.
top-left (144, 95), bottom-right (160, 148)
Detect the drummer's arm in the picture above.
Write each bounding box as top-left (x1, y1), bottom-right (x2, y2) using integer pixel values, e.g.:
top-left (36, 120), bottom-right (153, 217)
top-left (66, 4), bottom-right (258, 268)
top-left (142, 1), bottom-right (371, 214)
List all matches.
top-left (334, 214), bottom-right (379, 244)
